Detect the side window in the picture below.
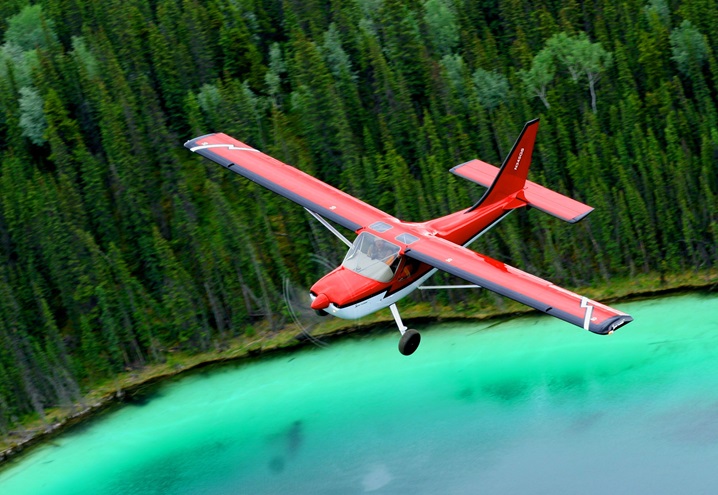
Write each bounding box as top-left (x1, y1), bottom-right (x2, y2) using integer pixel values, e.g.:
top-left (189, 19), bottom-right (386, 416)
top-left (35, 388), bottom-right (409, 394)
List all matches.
top-left (396, 256), bottom-right (418, 280)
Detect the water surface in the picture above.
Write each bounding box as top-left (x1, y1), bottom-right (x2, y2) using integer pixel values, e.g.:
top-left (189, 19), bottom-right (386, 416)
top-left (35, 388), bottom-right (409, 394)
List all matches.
top-left (1, 293), bottom-right (717, 494)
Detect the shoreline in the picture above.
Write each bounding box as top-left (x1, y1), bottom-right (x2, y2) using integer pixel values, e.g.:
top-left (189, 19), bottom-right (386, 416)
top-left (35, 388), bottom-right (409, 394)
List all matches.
top-left (1, 275), bottom-right (716, 468)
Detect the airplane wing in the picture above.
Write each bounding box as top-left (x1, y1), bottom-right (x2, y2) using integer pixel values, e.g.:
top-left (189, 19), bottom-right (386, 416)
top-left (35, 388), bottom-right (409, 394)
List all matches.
top-left (405, 236), bottom-right (632, 334)
top-left (185, 133), bottom-right (397, 231)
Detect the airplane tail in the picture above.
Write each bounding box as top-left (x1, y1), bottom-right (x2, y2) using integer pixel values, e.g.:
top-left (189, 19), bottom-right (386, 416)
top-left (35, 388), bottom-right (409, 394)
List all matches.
top-left (426, 119), bottom-right (593, 246)
top-left (467, 118), bottom-right (539, 211)
top-left (452, 119), bottom-right (594, 223)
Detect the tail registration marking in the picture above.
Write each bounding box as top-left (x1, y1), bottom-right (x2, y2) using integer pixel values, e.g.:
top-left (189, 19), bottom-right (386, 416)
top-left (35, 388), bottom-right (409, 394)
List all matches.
top-left (513, 147), bottom-right (525, 171)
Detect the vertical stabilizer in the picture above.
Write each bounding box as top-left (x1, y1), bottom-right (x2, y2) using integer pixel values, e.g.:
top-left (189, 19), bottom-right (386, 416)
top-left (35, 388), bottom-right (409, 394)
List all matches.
top-left (468, 118), bottom-right (539, 211)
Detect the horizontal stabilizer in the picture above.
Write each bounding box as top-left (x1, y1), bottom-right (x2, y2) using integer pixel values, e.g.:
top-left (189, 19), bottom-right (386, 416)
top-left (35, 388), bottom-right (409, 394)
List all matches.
top-left (451, 159), bottom-right (593, 223)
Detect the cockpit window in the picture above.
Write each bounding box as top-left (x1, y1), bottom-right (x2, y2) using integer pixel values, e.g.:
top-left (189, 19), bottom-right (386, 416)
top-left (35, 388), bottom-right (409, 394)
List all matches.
top-left (342, 232), bottom-right (401, 283)
top-left (395, 233), bottom-right (419, 245)
top-left (369, 221), bottom-right (393, 232)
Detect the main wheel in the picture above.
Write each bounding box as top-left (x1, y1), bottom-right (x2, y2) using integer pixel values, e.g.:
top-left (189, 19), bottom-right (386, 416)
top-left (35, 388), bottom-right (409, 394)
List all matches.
top-left (398, 329), bottom-right (421, 356)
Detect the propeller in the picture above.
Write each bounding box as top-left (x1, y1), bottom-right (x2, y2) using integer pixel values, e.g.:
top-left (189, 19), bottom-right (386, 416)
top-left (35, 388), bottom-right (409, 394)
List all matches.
top-left (282, 265), bottom-right (330, 349)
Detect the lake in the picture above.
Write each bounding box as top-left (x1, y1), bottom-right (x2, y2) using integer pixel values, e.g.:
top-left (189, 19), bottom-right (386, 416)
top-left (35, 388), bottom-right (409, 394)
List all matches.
top-left (1, 292), bottom-right (717, 494)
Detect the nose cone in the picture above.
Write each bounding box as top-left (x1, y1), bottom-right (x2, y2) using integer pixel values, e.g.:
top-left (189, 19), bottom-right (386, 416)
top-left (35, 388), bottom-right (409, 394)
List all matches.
top-left (311, 293), bottom-right (330, 310)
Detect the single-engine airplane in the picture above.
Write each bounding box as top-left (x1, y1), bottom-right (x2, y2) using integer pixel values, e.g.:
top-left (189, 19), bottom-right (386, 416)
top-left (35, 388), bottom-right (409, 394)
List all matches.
top-left (186, 119), bottom-right (632, 355)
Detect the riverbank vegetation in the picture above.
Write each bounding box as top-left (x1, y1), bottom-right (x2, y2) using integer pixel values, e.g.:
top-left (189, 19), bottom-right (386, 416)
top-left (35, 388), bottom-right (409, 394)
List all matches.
top-left (3, 272), bottom-right (717, 459)
top-left (0, 0), bottom-right (717, 446)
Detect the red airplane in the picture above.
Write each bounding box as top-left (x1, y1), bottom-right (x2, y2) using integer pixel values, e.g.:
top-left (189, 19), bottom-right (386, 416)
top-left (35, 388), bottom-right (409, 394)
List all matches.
top-left (186, 119), bottom-right (632, 355)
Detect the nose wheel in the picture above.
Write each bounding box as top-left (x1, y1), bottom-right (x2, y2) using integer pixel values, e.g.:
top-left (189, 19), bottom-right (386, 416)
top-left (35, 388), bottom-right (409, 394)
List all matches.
top-left (390, 304), bottom-right (421, 356)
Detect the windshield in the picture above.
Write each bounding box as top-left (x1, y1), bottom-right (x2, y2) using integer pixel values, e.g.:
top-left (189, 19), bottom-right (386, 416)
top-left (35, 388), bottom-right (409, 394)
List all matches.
top-left (341, 232), bottom-right (401, 283)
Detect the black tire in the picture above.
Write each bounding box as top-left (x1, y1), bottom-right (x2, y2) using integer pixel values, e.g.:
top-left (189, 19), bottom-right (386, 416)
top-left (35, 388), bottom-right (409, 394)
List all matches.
top-left (398, 329), bottom-right (421, 356)
top-left (314, 309), bottom-right (328, 316)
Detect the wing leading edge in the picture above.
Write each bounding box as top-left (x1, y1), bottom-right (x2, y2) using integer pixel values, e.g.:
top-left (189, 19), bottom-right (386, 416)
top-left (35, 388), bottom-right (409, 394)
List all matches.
top-left (185, 133), bottom-right (396, 231)
top-left (405, 236), bottom-right (632, 334)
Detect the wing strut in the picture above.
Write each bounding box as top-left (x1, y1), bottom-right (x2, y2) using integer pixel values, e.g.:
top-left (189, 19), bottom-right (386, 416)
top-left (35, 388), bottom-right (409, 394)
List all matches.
top-left (419, 285), bottom-right (481, 290)
top-left (304, 208), bottom-right (353, 248)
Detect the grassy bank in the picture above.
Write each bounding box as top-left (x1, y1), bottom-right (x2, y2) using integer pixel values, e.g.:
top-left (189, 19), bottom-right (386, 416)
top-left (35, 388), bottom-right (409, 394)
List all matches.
top-left (2, 268), bottom-right (717, 464)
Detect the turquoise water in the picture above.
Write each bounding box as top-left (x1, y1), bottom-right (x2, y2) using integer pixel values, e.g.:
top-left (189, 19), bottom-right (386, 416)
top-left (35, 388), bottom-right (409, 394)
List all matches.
top-left (1, 293), bottom-right (717, 494)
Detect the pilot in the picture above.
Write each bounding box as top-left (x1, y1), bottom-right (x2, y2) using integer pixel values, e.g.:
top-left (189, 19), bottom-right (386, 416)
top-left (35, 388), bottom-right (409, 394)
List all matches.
top-left (369, 239), bottom-right (397, 265)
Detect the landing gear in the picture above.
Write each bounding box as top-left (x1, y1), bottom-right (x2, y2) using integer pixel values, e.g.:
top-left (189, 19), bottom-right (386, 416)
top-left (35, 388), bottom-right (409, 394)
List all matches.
top-left (398, 329), bottom-right (421, 356)
top-left (390, 303), bottom-right (421, 356)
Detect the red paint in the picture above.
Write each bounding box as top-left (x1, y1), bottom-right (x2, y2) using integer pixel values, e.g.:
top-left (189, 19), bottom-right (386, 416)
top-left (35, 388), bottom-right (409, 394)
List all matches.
top-left (188, 119), bottom-right (632, 335)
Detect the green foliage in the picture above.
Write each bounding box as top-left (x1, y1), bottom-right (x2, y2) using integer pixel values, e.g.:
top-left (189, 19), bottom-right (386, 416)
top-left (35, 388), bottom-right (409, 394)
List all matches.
top-left (264, 42), bottom-right (286, 100)
top-left (423, 0), bottom-right (459, 56)
top-left (0, 0), bottom-right (717, 432)
top-left (3, 5), bottom-right (57, 51)
top-left (670, 20), bottom-right (709, 76)
top-left (644, 0), bottom-right (671, 27)
top-left (70, 37), bottom-right (99, 79)
top-left (518, 48), bottom-right (555, 109)
top-left (544, 31), bottom-right (613, 112)
top-left (17, 86), bottom-right (47, 145)
top-left (472, 67), bottom-right (509, 110)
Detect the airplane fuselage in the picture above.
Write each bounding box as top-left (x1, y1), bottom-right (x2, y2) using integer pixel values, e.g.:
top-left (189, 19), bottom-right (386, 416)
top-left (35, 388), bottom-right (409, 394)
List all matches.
top-left (309, 198), bottom-right (513, 319)
top-left (309, 248), bottom-right (437, 319)
top-left (310, 263), bottom-right (437, 319)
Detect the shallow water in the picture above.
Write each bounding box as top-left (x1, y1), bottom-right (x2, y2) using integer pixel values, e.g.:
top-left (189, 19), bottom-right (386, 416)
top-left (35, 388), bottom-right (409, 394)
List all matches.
top-left (1, 293), bottom-right (717, 494)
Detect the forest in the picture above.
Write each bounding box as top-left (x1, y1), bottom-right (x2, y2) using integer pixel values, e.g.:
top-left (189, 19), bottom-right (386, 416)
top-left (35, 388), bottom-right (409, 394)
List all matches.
top-left (0, 0), bottom-right (716, 434)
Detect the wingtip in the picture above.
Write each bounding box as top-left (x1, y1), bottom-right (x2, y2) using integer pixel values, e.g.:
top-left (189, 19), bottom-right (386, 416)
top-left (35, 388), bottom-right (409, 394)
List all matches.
top-left (569, 207), bottom-right (595, 223)
top-left (593, 314), bottom-right (633, 335)
top-left (184, 133), bottom-right (217, 150)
